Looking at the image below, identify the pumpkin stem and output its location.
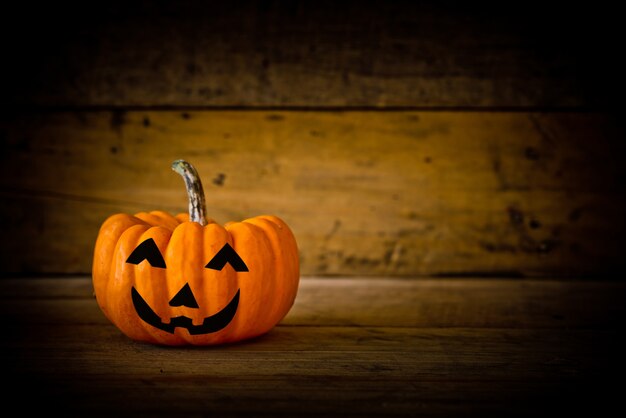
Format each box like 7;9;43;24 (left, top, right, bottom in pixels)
171;160;207;226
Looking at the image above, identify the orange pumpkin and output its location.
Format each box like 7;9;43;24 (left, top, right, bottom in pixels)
92;160;299;345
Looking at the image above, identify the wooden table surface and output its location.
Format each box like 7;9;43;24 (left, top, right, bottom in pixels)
1;277;624;417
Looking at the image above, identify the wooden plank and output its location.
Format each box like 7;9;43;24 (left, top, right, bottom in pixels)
1;277;624;329
6;326;618;408
1;111;623;276
8;373;616;417
4;322;618;360
1;277;622;416
4;329;622;415
0;1;618;108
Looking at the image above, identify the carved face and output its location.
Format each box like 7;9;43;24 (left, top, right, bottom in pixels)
126;238;248;335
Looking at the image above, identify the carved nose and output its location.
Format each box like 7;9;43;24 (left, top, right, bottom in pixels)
169;283;199;308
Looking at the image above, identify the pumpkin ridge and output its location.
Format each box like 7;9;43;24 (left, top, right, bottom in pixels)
198;223;231;344
226;221;277;338
182;222;204;345
150;210;182;230
139;226;176;344
93;213;146;313
131;228;164;343
107;224;152;342
243;217;298;326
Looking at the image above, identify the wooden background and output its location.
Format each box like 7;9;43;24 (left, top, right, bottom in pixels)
1;0;623;278
1;3;625;416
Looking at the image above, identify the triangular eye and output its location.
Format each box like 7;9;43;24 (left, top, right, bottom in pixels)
126;238;167;268
205;243;248;272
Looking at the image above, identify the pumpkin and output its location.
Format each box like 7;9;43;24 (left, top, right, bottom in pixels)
92;160;300;345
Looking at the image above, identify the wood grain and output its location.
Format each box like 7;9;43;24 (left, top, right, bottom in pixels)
1;277;623;417
1;1;619;108
1;111;623;276
2;277;624;329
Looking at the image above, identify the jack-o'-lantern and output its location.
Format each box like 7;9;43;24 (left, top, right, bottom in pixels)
92;160;299;345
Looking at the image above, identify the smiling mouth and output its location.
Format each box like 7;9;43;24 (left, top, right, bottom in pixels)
131;287;240;335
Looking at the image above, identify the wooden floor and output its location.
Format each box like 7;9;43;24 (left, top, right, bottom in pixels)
1;277;624;417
